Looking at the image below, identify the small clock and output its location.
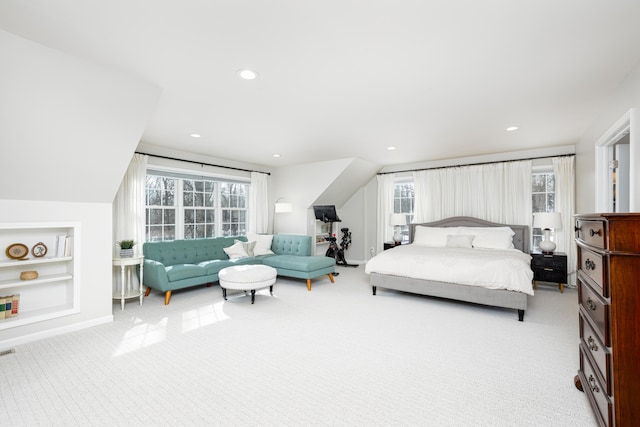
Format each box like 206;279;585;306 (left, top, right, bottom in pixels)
32;242;48;257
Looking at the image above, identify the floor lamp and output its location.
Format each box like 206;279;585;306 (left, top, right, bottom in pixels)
273;198;293;233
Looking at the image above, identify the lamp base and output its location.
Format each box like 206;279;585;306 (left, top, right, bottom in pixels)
539;228;556;254
393;233;403;243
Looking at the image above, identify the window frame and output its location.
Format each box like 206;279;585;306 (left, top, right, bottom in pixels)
145;169;250;242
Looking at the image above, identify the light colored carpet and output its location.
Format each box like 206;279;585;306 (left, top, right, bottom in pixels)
0;266;596;426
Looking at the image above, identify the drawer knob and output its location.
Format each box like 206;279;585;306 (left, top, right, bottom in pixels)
589;228;601;237
585;259;596;270
587;336;598;352
588;374;600;393
586;297;597;311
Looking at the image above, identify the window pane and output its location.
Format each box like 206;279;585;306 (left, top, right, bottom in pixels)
165;209;175;224
185;209;194;223
532;175;546;192
532;194;546;213
183;192;193;206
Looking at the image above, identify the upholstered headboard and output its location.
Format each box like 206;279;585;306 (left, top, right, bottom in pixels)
409;216;529;253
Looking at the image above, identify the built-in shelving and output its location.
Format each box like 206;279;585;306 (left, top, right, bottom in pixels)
0;222;80;331
314;220;331;256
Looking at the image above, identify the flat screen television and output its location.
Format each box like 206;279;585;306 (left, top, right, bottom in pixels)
313;205;341;223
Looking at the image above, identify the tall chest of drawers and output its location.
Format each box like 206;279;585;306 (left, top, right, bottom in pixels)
574;213;640;427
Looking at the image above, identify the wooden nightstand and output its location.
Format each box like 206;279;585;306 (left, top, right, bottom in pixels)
383;241;403;250
530;252;567;293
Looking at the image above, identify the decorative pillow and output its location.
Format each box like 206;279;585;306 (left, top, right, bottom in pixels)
235;239;256;257
446;234;474;248
223;241;249;259
412;226;454;247
247;233;275;255
458;227;515;250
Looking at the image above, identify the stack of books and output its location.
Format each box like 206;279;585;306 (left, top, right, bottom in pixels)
0;294;20;320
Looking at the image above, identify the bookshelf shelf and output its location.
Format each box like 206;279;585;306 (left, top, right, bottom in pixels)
0;222;80;332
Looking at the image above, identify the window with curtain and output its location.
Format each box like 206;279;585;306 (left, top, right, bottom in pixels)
393;180;414;242
145;172;249;241
532;170;556;252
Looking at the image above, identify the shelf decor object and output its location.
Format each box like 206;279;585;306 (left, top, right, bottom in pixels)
20;271;38;280
6;243;29;260
390;213;407;243
533;212;562;254
31;242;47;257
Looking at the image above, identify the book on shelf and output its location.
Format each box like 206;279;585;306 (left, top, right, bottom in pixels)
56;235;71;257
0;294;20;320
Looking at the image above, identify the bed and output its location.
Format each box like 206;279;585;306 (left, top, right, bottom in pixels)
365;216;534;321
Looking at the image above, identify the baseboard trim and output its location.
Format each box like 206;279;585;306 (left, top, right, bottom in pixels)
0;315;114;351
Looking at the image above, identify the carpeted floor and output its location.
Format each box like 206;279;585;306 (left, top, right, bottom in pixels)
0;265;597;426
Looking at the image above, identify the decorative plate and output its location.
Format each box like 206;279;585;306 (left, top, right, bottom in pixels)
6;243;29;260
32;242;48;257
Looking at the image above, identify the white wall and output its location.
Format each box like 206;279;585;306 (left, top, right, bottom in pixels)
575;61;640;213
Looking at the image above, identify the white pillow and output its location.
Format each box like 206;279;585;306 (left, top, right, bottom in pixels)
412;226;455;247
247;233;275;255
223;241;249;259
458;227;515;250
446;234;474;248
235;239;256;257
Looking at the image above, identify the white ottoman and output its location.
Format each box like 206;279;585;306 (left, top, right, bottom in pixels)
218;265;277;304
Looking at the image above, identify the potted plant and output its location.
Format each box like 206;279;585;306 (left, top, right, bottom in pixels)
117;240;136;258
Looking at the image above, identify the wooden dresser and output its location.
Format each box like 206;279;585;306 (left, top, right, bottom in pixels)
574;213;640;427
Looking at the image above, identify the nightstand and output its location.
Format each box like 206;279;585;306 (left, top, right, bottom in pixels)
383;241;403;250
530;252;567;293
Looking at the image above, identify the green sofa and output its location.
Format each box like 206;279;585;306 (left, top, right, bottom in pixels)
142;234;336;304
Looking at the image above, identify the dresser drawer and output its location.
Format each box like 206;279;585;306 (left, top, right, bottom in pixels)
579;346;614;427
580;312;612;395
578;246;608;297
576;219;606;249
578;278;610;346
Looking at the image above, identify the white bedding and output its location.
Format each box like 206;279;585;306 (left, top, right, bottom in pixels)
365;244;534;295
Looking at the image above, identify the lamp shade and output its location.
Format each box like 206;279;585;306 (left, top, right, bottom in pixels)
390;213;407;226
274;202;293;213
533;212;562;230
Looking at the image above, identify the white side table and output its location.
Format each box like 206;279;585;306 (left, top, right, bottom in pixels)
112;256;144;310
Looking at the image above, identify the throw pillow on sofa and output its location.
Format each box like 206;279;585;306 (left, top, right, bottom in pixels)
247;233;275;255
223;241;249;259
234;239;256;256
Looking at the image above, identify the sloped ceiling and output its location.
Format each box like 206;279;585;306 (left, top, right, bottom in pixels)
1;1;640;169
0;30;161;203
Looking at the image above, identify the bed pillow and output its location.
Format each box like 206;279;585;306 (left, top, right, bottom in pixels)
247;233;275;255
412;226;455;247
446;234;474;248
458;227;515;250
223;241;249;259
235;239;256;257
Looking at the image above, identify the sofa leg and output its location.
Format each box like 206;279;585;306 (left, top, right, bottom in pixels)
164;291;172;305
307;279;312;291
328;273;335;283
144;287;151;297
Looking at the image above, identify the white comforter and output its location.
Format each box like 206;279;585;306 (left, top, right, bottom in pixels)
365;244;534;295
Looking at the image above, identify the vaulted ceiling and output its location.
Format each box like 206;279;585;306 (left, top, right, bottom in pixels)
2;1;640;169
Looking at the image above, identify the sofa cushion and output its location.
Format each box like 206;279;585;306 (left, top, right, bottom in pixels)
199;258;259;275
263;255;334;272
166;264;207;282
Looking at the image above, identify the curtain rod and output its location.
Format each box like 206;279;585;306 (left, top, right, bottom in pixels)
377;153;575;175
136;152;270;175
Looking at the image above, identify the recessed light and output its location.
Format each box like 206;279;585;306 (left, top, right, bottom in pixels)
387;146;396;151
273;154;281;158
238;69;259;80
506;126;519;132
190;133;201;138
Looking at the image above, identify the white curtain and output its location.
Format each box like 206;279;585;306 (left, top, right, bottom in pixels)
376;173;396;254
553;156;576;285
113;153;147;255
112;153;147;291
412;160;532;229
249;172;269;233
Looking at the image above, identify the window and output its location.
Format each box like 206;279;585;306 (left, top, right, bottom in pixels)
394;181;414;242
532;171;555;251
145;173;249;242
